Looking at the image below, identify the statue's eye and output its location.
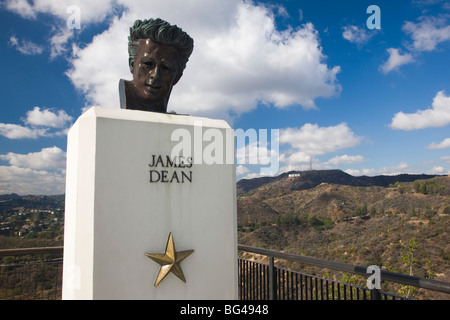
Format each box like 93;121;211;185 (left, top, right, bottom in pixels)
143;61;154;68
161;63;174;72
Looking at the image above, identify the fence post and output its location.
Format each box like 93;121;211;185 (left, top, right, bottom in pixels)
371;288;382;300
269;256;277;300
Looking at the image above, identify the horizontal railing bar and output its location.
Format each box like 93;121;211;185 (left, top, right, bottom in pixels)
238;244;450;294
0;246;64;256
1;259;63;268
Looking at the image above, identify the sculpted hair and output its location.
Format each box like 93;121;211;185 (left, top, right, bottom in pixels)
128;18;194;72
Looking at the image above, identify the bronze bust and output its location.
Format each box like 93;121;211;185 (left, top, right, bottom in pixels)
119;18;194;113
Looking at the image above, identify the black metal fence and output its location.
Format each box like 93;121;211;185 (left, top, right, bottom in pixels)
238;244;450;300
0;247;63;300
238;258;404;300
1;246;449;300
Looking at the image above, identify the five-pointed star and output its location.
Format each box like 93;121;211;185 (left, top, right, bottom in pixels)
145;233;194;287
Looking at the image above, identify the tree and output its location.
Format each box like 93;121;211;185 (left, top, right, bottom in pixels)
419;183;427;194
400;238;419;298
354;204;368;217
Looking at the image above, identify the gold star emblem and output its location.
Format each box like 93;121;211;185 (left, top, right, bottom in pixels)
145;233;194;287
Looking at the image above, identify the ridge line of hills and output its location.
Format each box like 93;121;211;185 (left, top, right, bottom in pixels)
237;169;443;195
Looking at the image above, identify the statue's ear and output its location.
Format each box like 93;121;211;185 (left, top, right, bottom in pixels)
173;71;183;86
129;58;134;73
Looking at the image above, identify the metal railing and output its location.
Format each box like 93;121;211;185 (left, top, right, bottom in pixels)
238;244;450;300
1;245;449;300
0;247;63;300
239;258;387;300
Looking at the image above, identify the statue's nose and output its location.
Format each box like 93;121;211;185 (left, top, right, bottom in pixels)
149;65;161;80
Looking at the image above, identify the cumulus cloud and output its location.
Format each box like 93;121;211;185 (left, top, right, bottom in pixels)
8;35;44;55
236;165;250;176
235;123;362;177
426;165;447;174
0;107;73;139
0;166;65;195
49;27;75;59
427;137;450;149
24;107;73;128
236;141;278;166
277;123;363;173
5;0;118;58
0;123;49;139
342;25;373;45
345;162;411;176
3;0;116;23
403;15;450;52
390;91;450;130
279;123;362;156
0;147;67;195
66;0;341;118
325;154;366;166
0;146;66;171
379;15;450;74
380;48;415;74
66;15;130;110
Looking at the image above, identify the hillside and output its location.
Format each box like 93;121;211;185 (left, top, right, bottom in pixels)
0;194;65;249
0;194;65;212
237;173;450;299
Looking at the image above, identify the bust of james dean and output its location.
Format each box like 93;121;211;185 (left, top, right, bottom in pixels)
119;18;194;113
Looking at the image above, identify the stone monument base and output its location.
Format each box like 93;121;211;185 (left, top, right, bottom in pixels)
62;107;237;299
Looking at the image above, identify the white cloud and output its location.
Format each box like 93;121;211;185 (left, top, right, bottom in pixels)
235;123;362;176
24;107;73;128
380;48;415;74
236;140;278;166
342;25;372;45
427;137;450;149
280;150;311;164
3;0;116;23
0;147;67;195
238;171;270;180
403;16;450;52
0;123;49;139
8;35;44;55
0;107;73;139
426;165;447;174
279;123;363;156
66;14;130;110
49;27;74;59
0;166;65;195
441;156;450;164
0;146;66;171
277;153;318;173
66;0;341;118
326;154;366;166
344;169;362;176
390;91;450;130
345;162;411;176
236;165;250;176
3;0;36;19
5;1;118;59
277;123;363;173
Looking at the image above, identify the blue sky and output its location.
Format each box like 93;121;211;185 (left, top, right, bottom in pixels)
0;0;449;194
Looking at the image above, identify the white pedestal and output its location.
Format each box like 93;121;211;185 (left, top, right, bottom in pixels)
62;107;237;300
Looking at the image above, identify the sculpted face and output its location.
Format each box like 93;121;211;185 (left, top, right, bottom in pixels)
130;39;181;112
